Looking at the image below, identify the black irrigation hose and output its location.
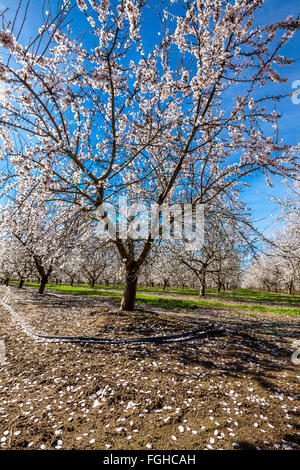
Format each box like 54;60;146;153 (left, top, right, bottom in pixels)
1;287;225;345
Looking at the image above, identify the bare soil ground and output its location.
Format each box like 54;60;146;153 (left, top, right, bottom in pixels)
0;286;299;450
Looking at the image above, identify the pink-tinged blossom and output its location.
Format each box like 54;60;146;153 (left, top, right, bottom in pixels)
76;0;87;11
0;30;16;51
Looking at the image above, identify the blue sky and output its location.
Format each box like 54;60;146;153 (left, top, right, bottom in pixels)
240;1;300;237
1;0;299;237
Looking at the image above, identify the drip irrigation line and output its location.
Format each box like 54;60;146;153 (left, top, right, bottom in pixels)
1;287;224;345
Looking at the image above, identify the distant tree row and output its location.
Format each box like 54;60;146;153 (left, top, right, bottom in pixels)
243;183;300;294
0;196;245;295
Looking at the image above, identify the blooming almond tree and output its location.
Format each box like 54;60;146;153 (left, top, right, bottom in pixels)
79;238;117;288
0;0;299;309
59;247;85;286
243;225;300;294
0;190;89;294
0;239;15;285
276;226;300;294
244;179;300;293
9;240;35;288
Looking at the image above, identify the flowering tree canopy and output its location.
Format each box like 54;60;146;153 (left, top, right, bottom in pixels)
0;0;299;309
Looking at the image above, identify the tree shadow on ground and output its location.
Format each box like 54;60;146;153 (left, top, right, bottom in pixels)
11;287;299;398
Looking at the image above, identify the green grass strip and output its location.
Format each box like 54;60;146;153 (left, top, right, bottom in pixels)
11;282;300;316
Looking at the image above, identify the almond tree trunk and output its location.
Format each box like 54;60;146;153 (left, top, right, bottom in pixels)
121;262;138;311
199;271;206;297
198;265;207;297
34;257;53;295
200;266;206;297
18;278;24;289
39;275;48;294
200;282;206;297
